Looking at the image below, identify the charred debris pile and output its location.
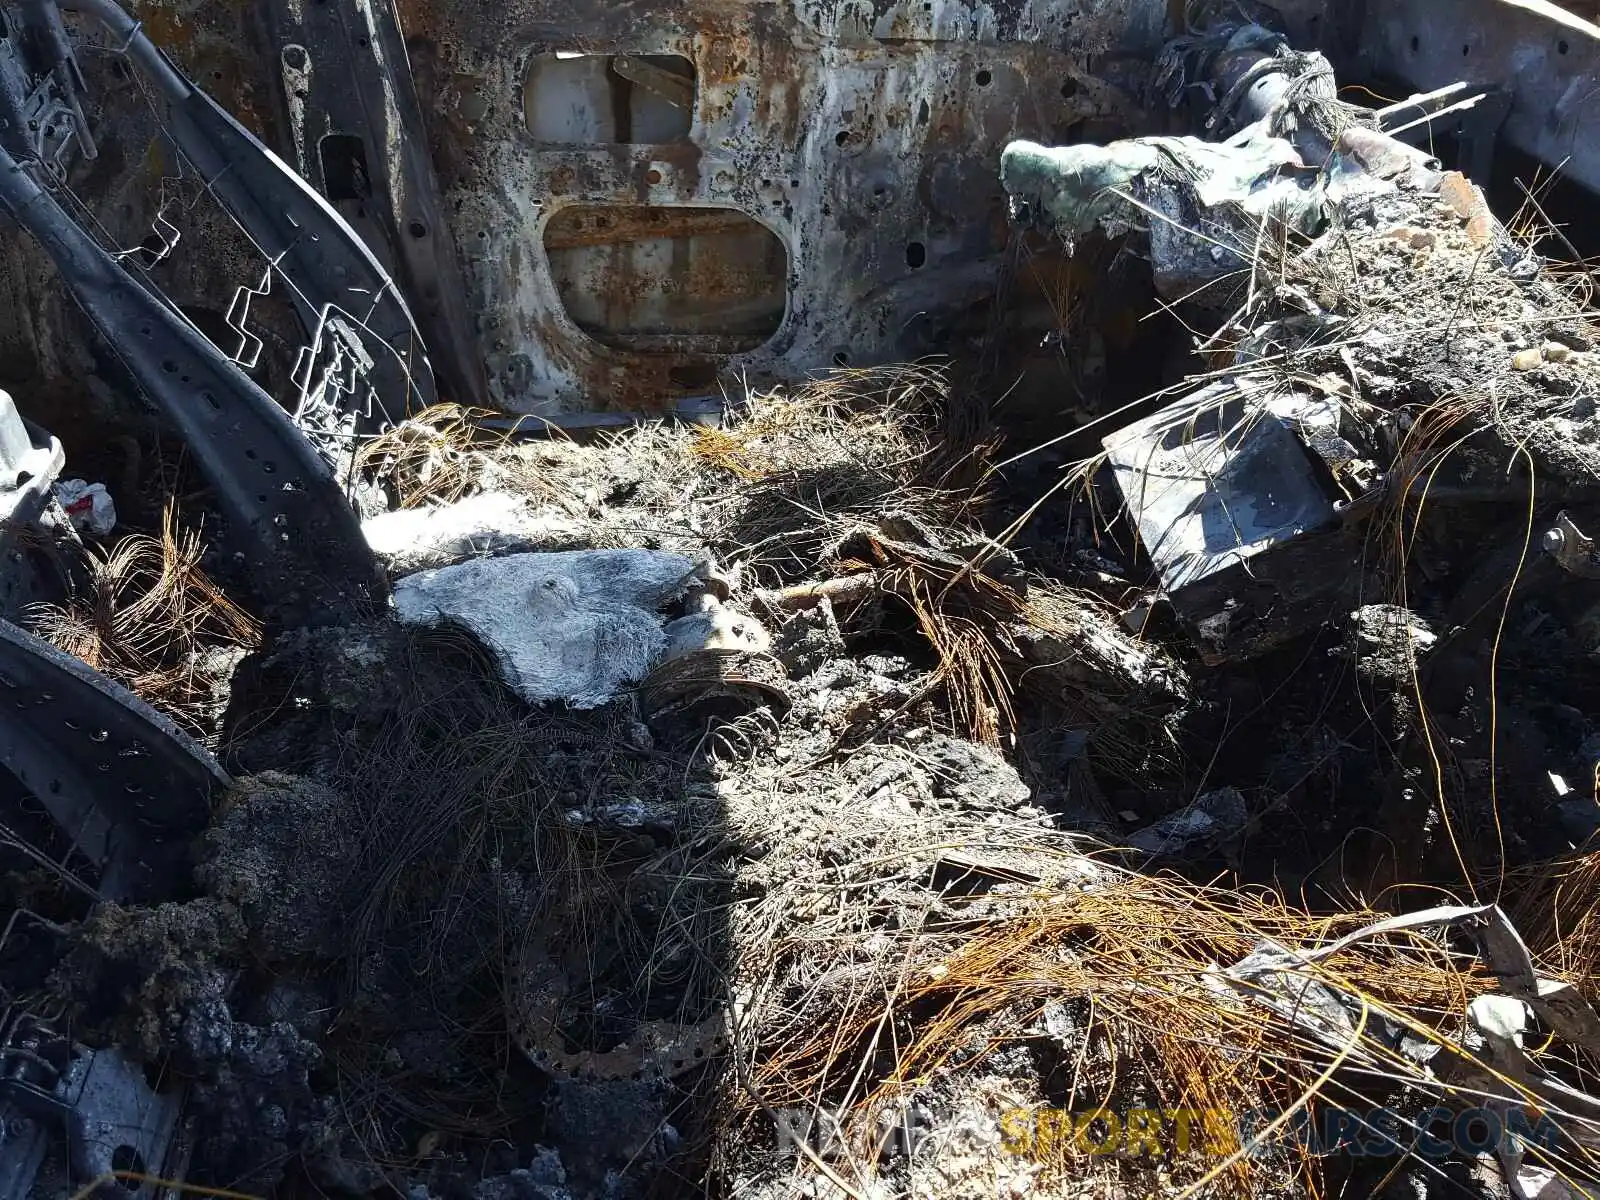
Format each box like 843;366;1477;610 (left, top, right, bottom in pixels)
3;6;1600;1200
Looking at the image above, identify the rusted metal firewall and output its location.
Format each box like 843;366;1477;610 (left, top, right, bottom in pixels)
386;0;1170;412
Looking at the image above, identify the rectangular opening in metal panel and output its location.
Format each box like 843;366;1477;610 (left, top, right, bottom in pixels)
524;53;696;143
543;205;788;352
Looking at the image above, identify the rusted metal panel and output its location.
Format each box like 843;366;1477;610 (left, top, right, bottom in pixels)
385;0;1170;411
544;205;787;349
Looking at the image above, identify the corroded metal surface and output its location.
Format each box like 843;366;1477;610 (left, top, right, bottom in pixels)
388;0;1168;411
0;0;1174;416
0;0;1593;422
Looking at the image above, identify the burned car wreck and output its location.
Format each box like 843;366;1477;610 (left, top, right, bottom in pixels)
0;0;1598;1198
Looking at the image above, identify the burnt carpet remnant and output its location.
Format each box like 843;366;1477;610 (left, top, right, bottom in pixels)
2;1;1600;1199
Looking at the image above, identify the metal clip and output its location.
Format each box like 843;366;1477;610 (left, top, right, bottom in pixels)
1543;511;1600;579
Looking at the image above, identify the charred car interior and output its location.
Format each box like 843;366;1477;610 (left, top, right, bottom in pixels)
0;0;1598;1197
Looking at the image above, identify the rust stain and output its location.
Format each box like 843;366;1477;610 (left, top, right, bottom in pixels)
543;202;785;366
544;206;758;250
129;1;190;48
650;138;704;192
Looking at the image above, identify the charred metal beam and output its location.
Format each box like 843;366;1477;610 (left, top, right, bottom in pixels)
261;0;488;409
0;145;388;624
61;0;440;443
0;619;229;901
0;0;388;622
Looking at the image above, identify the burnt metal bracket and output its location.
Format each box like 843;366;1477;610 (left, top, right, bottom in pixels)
0;1011;188;1200
1544;511;1600;579
262;0;487;410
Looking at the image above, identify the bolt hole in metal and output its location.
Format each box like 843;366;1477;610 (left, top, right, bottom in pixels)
905;241;926;269
1558;38;1569;54
111;1145;146;1188
976;68;992;86
408;219;427;238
